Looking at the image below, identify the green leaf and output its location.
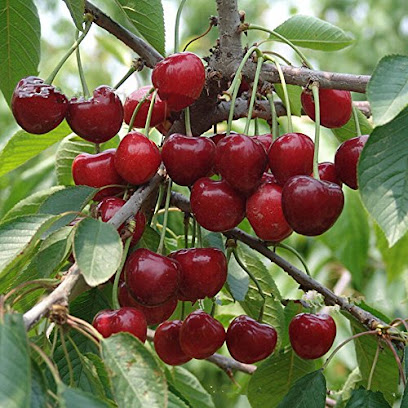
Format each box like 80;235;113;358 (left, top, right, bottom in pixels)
0;314;30;408
168;391;189;408
135;225;161;251
367;55;408;127
73;217;123;286
227;254;249;302
0;122;72;178
401;382;408;408
274;84;302;117
273;15;354;51
102;333;167;408
247;349;316;408
358;107;408;246
277;370;326;408
202;231;225;252
59;385;112;408
30;359;49;408
62;0;85;31
331;108;373;143
345;388;391;408
0;0;41;106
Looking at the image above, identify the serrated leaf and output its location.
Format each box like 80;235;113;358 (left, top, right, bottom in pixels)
59;385;112;408
367;55;408;127
273;15;354;51
102;333;167;408
345;388;391;408
168;391;189;408
0;0;41;107
73;218;122;286
30;359;48;408
0;122;72;178
331;108;373;143
227;254;249;302
274;84;302;117
63;0;85;31
202;231;225;252
358;108;408;246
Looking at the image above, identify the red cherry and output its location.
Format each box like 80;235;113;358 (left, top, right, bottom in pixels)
335;135;369;190
253;134;273;154
169;248;227;301
66;86;124;143
72;149;125;201
226;315;277;363
190;178;246;232
92;307;147;342
268;133;315;186
316;162;342;186
215;134;267;195
154;320;192;365
301;88;352;128
289;313;336;359
124;86;168;129
282;175;344;236
11;76;68;134
114;131;161;185
246;182;292;242
125;248;180;306
179;310;225;359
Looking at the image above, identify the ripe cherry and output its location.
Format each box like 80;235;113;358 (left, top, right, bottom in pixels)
179;310;225;359
335;135;369;190
190;178;246;232
169;248;227;302
11;76;68;134
268;133;315;186
154;320;192;365
246;182;292;242
152;52;205;111
226;315;277;364
316;162;342;186
125;248;180;306
114;131;161;185
71;149;125;201
92;307;147;342
289;313;336;359
282;175;344;236
66;86;124;143
253;134;273;154
124;85;168;129
162;134;216;186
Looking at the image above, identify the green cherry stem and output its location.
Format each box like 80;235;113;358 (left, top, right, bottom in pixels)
30;342;62;386
151;183;164;230
275;243;311;276
191;217;197;248
261;49;293;66
352;105;362;137
112;237;133;310
157;180;173;255
184;213;190;248
210;299;217;317
128;87;154;131
311;83;321;180
59;327;74;387
267;92;279;140
367;339;381;390
184;106;193;136
144;89;158;138
174;0;187;53
113;66;136;90
75;30;90;98
226;76;242;136
254;118;259;135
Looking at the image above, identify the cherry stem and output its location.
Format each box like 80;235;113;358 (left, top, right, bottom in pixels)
144;89;158;137
151;183;164;230
260;49;293;66
383;336;406;387
128;87;154;131
210;299;217;317
45;20;92;85
67;318;101;349
180;301;185;320
157;180;173;255
113;66;136;90
183;213;190;248
254;118;259;135
11;284;57;307
184;106;193;136
244;55;264;135
174;0;187;53
183;21;213;52
75;30;90;98
226;76;241;136
311;83;321;181
275;243;311;276
191;217;197;248
4;279;58;302
352;105;362;137
95;143;100;153
59;327;74;387
390;318;408;332
30;342;62;386
197;224;203;248
267;92;278;140
367;339;381;390
67;314;103;342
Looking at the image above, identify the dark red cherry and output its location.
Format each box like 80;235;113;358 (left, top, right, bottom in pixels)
335;135;369;190
289;313;336;359
125;248;180;306
316;162;342;186
246;182;292;242
114;131;161;185
253;134;273;154
154;320;192;365
179;310;225;359
11;76;68;134
268;133;315;186
226;315;277;363
66;86;124;143
282;175;344;236
301;88;352;128
162;134;216;186
169;248;227;301
72;149;125;201
124;85;168;129
155;119;173;136
215;134;267;195
92;307;147;342
152;52;205;111
190;178;246;232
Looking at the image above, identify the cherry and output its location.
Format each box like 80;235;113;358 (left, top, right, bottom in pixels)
71;149;125;201
253;134;273;154
282;175;344;236
92;307;147;342
154;320;192;365
114;131;161;185
246;182;292;242
268;133;315;186
162;134;216;186
316;162;342;186
179;310;225;359
155;119;173;136
190;178;246;232
11;76;68;134
335;135;369;190
125;248;180;306
152;51;205;111
124;85;168;129
215;134;267;195
169;248;227;301
226;315;277;364
301;88;352;128
289;313;336;359
66;86;124;143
